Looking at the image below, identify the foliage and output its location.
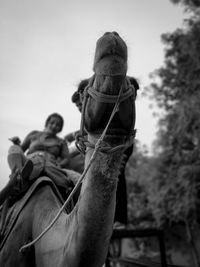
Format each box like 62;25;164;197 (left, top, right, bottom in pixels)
170;0;200;14
128;1;200;228
126;140;157;227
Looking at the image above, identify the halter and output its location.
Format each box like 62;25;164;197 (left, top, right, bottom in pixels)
76;74;136;154
19;73;136;253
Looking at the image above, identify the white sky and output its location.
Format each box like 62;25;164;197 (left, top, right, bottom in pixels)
0;0;187;188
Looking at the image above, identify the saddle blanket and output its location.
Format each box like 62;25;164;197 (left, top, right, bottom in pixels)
0;176;66;250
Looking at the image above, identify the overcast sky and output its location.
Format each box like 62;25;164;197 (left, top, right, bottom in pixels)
0;0;187;188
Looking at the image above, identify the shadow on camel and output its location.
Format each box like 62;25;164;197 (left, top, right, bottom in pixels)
0;31;138;267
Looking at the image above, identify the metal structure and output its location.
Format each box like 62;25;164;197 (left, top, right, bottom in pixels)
106;228;168;267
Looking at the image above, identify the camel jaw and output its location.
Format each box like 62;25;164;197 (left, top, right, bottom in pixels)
93;32;128;76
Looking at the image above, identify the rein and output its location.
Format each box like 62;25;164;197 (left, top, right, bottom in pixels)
19;75;135;253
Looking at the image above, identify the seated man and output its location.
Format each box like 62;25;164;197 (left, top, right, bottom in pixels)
64;131;85;174
64;90;85;174
0;113;73;206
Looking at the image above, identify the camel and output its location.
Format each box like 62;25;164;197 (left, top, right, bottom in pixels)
0;31;137;267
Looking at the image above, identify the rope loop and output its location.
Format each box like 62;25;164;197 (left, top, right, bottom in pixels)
87;84;135;103
76;129;136;154
75;134;87;154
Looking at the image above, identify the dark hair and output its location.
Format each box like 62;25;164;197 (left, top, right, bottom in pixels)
45;113;64;132
128;76;139;98
77;79;89;93
128;76;139;90
71;91;80;103
71;79;90;111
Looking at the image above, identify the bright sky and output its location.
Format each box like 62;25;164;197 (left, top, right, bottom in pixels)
0;0;187;188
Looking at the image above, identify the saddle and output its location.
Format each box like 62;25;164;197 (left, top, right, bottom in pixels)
0;177;69;250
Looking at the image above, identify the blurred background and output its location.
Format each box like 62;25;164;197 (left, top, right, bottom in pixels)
1;0;200;266
0;0;186;186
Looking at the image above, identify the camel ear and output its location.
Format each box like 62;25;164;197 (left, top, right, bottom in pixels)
71;78;90;106
127;76;139;98
77;78;90;94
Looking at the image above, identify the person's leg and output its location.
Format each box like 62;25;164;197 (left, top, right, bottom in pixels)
0;145;25;205
27;155;44;181
44;163;72;189
0;168;19;205
114;171;128;225
7;145;26;173
0;146;34;206
8;145;34;182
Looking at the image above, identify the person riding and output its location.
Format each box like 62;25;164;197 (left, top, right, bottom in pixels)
0;112;71;206
64;90;85;174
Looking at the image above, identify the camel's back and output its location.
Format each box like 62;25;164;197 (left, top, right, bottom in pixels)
0;177;68;267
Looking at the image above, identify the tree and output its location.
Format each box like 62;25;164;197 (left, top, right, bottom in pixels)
171;0;200;13
144;0;200;227
126;140;156;227
126;2;200;264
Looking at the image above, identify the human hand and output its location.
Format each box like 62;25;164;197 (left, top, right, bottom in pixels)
9;136;21;145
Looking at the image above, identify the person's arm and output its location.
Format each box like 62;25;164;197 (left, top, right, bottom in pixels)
119;144;134;173
68;139;82;157
21;131;38;152
64;130;79;143
9;136;21;145
57;140;70;168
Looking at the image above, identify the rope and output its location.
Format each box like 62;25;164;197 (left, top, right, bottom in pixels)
19;83;124;253
76;75;136;154
20;149;96;253
87;85;135;103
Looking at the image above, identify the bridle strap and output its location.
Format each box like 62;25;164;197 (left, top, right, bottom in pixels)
87;84;135;103
76;132;135;154
76;75;136;154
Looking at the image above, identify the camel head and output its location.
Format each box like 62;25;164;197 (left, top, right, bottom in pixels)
76;32;138;152
93;31;128;76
